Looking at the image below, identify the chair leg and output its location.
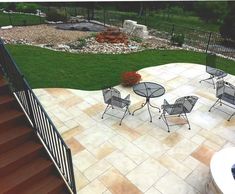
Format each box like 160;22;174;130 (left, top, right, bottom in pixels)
162;113;170;133
228;112;235;121
101;104;110;119
119;106;129;125
212;77;215;89
209;99;220;112
127;107;131;115
199;75;214;83
184;113;191;130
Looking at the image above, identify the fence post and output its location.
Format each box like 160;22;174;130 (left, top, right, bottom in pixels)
171;24;175;36
206;32;212;53
8;13;12;25
39;12;42;24
87;8;90;22
103;9;106;26
144;7;147;26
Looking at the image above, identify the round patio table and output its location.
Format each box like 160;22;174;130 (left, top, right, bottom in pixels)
132;82;165;122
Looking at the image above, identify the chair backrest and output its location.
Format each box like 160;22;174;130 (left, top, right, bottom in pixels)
102;87;121;104
206;53;216;68
216;81;235;104
175;96;198;113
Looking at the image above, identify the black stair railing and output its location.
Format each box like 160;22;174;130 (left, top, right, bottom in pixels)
0;40;76;194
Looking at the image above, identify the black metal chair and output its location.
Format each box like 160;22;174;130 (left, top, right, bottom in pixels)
209;81;235;121
102;87;131;125
199;53;227;88
159;96;198;132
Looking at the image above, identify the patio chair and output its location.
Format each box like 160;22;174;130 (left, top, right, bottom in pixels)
199;53;227;88
159;96;198;132
102;87;131;125
209;81;235;121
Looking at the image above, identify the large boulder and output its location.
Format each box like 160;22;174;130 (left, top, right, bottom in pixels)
122;20;148;39
123;20;137;34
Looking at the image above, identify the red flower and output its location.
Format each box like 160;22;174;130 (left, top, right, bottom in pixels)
121;71;141;86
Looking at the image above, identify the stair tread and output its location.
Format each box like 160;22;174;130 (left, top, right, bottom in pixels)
23;174;65;194
0;125;32;145
0;94;15;105
0;109;24;124
0;140;43;168
0;157;53;192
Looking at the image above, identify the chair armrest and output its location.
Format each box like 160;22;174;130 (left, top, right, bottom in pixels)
162;103;183;110
112;96;131;107
124;94;130;101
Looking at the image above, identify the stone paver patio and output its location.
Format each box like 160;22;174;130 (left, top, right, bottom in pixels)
34;63;235;194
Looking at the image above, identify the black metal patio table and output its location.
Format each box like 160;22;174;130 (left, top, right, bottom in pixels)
132;82;165;122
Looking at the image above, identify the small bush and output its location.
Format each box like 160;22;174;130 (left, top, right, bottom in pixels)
170;33;185;46
121;71;141;87
16;3;39;14
69;38;87;50
130;36;143;43
46;8;68;22
3;3;16;12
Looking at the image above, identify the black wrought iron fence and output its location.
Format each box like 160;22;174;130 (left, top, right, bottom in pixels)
148;22;235;59
0;40;76;194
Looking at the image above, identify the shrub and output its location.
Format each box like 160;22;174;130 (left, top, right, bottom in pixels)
69;38;87;50
16;3;39;14
46;8;68;22
3;3;16;11
130;36;143;43
121;71;141;87
170;33;185;47
220;3;235;41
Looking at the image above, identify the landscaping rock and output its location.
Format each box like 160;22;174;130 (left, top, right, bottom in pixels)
1;25;13;30
0;24;90;45
123;20;137;34
123;20;149;39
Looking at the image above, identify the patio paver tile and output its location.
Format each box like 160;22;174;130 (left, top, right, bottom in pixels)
34;63;235;193
105;150;137;175
83;159;112;181
191;145;215;166
185;163;210;193
73;149;97;172
154;172;199;194
65;137;85;155
158;154;192;179
126;158;168;192
99;168;142;194
78;179;107;194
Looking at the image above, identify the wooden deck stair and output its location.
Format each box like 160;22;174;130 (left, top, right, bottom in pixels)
0;76;71;194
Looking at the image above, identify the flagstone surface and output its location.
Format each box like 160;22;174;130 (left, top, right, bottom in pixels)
34;63;235;193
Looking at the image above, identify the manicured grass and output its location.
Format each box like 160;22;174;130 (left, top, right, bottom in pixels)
6;44;235;90
0;11;44;26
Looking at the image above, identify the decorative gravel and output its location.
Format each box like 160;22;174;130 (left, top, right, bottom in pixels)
1;24;233;60
0;24;90;45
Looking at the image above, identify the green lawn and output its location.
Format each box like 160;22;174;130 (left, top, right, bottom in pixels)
6;44;235;91
83;9;219;33
0;11;44;26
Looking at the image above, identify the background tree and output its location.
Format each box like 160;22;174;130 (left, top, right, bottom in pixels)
194;1;227;23
220;2;235;40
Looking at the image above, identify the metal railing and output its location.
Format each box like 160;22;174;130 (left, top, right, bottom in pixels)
0;40;76;194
